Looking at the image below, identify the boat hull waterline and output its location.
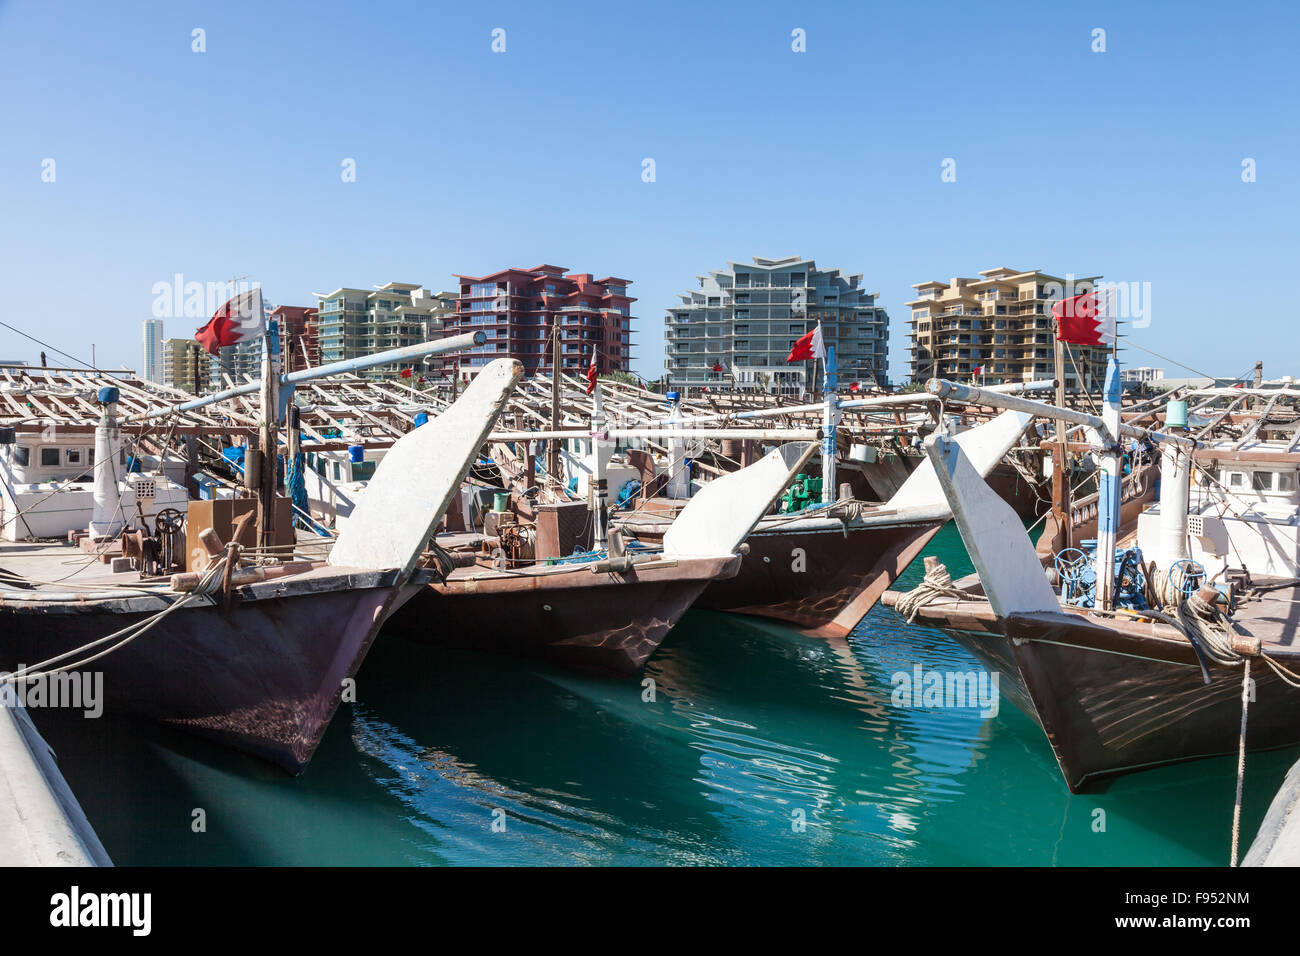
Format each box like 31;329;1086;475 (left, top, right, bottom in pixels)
625;517;944;638
390;555;739;675
884;597;1300;792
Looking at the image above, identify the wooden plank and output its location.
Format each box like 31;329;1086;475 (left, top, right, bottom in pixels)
1192;395;1248;440
1235;392;1283;449
1193;447;1300;465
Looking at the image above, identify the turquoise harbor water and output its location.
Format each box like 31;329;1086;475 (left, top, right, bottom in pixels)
31;523;1298;866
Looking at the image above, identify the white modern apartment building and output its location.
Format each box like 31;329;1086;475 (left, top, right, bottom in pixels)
1121;366;1164;384
665;255;889;394
141;319;164;383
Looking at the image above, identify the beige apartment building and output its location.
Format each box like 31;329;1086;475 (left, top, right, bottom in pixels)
161;338;211;394
905;267;1110;388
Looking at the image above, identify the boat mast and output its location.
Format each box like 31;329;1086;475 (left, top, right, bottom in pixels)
821;340;838;503
257;310;282;550
1095;354;1122;610
589;363;608;550
548;321;561;482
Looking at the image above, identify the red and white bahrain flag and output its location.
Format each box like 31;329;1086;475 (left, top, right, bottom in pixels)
585;349;599;395
1052;288;1118;347
195;287;267;355
785;323;826;363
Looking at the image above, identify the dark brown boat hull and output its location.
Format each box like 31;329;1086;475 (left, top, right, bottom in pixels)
630;519;944;638
388;555;739;675
0;576;419;773
905;605;1300;791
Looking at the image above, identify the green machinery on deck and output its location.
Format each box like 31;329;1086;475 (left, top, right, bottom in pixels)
778;473;822;514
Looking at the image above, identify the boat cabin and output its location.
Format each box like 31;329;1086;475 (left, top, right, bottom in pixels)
1;432;115;486
1137;446;1300;582
1210;462;1299;519
1;430;187;542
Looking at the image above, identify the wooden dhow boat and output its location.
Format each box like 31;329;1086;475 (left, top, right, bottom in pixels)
617;408;1035;637
883;374;1300;792
0;352;522;773
386;442;818;674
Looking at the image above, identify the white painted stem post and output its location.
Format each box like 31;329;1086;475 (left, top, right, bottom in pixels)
88;388;123;538
1158;431;1191;570
821;344;838;503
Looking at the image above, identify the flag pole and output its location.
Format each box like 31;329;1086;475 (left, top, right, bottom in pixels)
1052;313;1070;549
257;299;282;550
548;322;561;482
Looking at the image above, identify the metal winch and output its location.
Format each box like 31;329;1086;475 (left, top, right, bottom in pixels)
120;507;187;578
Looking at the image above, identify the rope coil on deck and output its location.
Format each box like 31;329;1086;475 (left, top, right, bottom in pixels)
894;561;966;623
825;498;865;538
1154;591;1300;689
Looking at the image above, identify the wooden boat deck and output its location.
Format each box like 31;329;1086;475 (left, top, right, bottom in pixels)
0;540;172;593
0;539;416;610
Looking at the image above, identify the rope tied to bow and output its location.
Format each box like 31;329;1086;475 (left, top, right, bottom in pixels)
894;560;966;623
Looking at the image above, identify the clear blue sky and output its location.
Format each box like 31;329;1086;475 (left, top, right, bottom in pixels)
2;0;1296;383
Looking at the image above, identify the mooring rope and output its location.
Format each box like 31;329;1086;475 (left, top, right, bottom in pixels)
894;561;966;623
826;497;865;537
1231;659;1251;867
1142;589;1300;865
0;551;231;685
1176;592;1244;666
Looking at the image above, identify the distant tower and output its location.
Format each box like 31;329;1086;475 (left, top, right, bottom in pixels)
141;319;164;382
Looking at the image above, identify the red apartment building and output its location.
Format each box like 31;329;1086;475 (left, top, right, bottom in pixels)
270;304;319;370
444;265;634;380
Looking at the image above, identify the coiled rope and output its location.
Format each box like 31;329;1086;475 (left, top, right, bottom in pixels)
1148;564;1207;610
826;498;865;537
1154;590;1300;688
894;560;966;623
